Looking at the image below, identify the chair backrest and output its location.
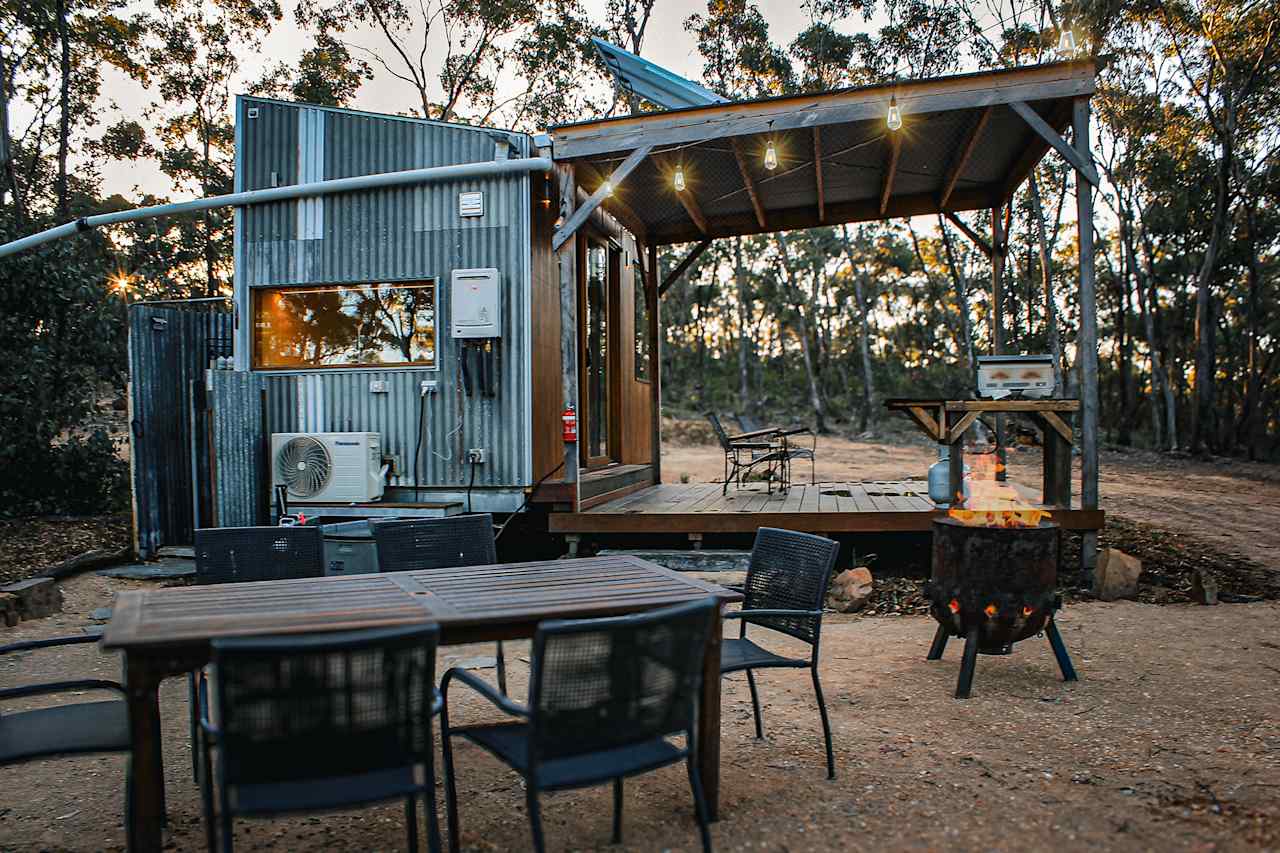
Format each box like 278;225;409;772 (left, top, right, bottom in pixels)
194;526;324;585
210;624;439;787
372;514;497;573
704;412;732;451
735;413;765;434
742;528;839;645
526;598;716;765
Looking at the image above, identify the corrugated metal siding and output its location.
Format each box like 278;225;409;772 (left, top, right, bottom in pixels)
208;370;267;527
236;101;533;496
129;305;233;556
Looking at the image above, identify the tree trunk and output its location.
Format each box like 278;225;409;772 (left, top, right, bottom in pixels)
775;234;827;433
936;215;977;383
1241;197;1263;460
56;0;72;219
837;225;877;431
734;237;751;413
202;131;216;296
1190;94;1235;454
1134;219;1177;449
0;46;25;225
1028;175;1064;393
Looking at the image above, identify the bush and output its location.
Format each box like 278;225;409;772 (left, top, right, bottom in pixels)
0;430;129;518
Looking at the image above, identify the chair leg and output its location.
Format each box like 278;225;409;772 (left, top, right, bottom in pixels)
526;786;546;853
125;758;136;853
612;777;623;844
744;670;764;739
200;733;217;852
405;795;419;853
685;757;712;853
440;707;462;853
423;744;443;853
811;666;836;780
188;672;200;782
219;797;233;853
496;641;508;696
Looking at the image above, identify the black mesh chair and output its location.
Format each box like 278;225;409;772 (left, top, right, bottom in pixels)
705;412;787;495
722;528;840;779
734;414;817;485
189;526;325;781
0;630;133;847
198;624;443;853
373;514;508;694
440;598;718;853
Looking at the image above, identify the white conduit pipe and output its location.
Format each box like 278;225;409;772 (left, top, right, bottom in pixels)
0;156;554;258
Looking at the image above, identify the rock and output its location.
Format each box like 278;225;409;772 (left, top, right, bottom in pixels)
0;577;63;619
89;606;114;622
828;567;874;613
1094;549;1141;601
98;558;196;580
0;592;18;627
1191;569;1219;606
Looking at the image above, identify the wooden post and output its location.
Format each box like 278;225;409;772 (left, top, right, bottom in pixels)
1074;97;1100;577
648;242;662;485
948;410;966;507
991;207;1007;482
698;603;724;820
556;164;580;504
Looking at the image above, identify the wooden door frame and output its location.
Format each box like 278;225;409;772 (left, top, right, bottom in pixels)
577;232;621;471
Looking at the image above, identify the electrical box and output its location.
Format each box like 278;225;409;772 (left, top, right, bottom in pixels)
451;268;501;338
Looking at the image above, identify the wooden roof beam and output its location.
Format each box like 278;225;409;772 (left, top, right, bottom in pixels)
1009;100;1099;187
814;127;826;223
729;138;768;229
939;106;992;209
943;211;993;258
659;237;713;297
553;144;652;251
879;133;902;216
998;100;1074;203
675;182;709;235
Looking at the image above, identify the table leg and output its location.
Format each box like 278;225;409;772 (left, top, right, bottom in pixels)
1040;420;1072;507
698;604;724;821
125;654;166;853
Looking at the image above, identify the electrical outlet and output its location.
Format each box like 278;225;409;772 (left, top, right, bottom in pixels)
369;379;389;394
466;448;486;464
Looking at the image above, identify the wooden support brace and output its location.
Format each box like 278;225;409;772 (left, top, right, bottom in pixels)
675;182;709;235
948;411;981;444
659;238;713;297
939;106;991;209
729;138;768;229
1040;410;1074;443
552;145;653;251
942;211;993;258
879;132;902;215
905;405;943;442
1008;100;1100;188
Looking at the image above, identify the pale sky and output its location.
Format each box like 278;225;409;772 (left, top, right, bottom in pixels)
82;1;845;199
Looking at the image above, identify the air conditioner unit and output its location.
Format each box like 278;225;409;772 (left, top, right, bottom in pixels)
271;432;385;503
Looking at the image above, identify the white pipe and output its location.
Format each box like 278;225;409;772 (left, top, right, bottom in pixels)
0;157;553;258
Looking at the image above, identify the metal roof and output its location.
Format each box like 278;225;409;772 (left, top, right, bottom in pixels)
551;61;1097;245
591;38;727;110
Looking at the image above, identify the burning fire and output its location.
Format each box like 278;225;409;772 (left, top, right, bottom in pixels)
947;452;1049;528
948;598;961;614
983;603;998;618
1022;605;1034;617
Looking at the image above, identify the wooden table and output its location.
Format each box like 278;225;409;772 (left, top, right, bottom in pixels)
884;398;1080;507
102;555;742;853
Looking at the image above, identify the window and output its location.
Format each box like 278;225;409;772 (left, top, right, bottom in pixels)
253;281;437;370
585;244;610;460
634;264;650;382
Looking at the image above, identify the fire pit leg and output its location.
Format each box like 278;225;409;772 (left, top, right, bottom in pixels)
1045;619;1079;682
927;624;950;660
955;629;980;699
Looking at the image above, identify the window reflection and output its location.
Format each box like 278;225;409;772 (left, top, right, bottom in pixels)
253;281;437;369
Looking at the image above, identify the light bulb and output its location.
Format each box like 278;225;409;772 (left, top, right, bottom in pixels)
674;166;686;192
602;180;613;196
887;96;902;131
1057;29;1077;58
764;140;778;171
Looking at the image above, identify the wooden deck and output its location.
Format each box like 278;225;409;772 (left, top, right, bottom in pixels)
548;480;1104;535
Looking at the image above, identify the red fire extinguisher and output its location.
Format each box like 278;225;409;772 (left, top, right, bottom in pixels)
561;404;578;443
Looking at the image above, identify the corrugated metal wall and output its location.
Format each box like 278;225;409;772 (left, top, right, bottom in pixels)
234;98;533;506
208;370;267;527
129;304;232;556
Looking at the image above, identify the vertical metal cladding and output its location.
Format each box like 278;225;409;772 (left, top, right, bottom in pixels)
238;100;533;493
208;370;267;527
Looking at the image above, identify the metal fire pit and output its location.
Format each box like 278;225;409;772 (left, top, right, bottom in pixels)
926;516;1078;698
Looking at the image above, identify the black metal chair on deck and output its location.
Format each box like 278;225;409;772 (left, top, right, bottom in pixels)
0;630;134;847
188;526;325;780
734;413;817;485
722;527;840;779
440;598;718;853
373;514;509;693
198;624;443;853
705;411;788;495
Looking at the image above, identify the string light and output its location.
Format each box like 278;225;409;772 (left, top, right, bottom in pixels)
887;95;903;131
1056;28;1077;58
601;180;613;196
673;165;687;192
764;139;778;171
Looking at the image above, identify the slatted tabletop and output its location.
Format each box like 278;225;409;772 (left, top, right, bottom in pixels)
102;555;740;649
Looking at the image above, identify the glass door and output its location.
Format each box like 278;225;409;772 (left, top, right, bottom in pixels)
581;240;617;468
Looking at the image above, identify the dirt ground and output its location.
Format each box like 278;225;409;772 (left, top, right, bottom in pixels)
2;573;1279;852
